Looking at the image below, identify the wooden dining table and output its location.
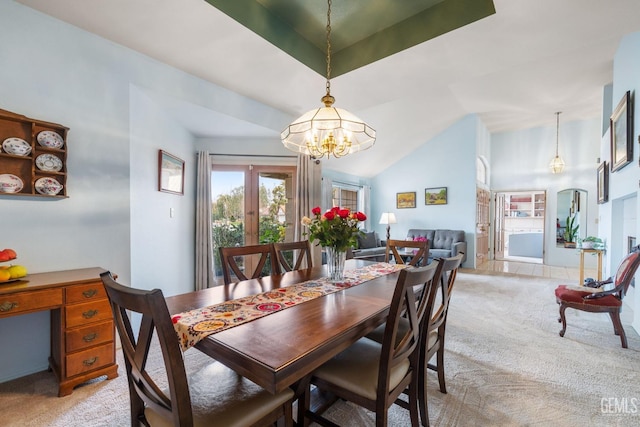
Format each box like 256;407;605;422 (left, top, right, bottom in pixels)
164;259;401;395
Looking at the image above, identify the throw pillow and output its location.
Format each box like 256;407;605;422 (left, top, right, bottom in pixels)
357;231;378;249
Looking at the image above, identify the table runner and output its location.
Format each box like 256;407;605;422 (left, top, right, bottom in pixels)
172;262;406;351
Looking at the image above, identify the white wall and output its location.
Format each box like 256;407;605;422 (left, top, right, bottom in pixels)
491;118;601;267
0;2;291;381
370;114;480;267
603;32;640;332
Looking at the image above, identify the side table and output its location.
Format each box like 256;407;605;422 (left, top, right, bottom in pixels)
579;249;603;285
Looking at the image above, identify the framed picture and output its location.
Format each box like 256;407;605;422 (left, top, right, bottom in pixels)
610;90;633;173
396;192;416;209
597;161;608;204
425;187;448;205
158;150;185;195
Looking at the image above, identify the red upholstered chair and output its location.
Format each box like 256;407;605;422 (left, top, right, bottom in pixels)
555;245;640;348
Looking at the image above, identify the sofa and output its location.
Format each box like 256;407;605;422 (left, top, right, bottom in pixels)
351;230;387;261
352;229;467;264
405;229;467;263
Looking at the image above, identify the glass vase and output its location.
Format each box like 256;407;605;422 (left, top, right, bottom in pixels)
325;246;347;282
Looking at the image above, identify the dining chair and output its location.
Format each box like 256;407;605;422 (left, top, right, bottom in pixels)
385;239;430;267
273;240;313;272
100;271;295;427
555;245;640;348
219;243;280;285
299;265;439;427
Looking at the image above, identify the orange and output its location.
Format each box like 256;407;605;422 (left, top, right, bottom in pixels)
0;269;11;282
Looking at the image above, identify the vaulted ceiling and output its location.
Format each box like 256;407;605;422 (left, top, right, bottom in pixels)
17;0;640;177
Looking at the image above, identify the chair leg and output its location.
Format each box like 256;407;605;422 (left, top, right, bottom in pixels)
436;345;446;394
609;311;628;349
558;304;567;337
418;352;430;427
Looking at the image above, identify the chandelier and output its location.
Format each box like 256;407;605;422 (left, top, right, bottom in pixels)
549;112;565;174
281;0;376;159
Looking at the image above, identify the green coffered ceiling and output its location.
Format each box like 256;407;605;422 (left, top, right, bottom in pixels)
205;0;496;77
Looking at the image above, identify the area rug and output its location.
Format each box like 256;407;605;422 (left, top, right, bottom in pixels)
1;271;639;426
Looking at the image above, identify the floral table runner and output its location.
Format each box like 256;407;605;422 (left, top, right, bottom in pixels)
172;262;406;351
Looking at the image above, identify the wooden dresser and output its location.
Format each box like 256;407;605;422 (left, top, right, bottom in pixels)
0;267;118;396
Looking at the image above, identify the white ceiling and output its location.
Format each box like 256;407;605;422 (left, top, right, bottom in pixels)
17;0;640;177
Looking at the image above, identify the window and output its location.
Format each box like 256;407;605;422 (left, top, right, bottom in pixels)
333;187;358;211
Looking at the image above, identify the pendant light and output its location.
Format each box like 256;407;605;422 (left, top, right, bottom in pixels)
281;0;376;158
549;112;565;174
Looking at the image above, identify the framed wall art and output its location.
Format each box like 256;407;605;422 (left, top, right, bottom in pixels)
597;161;608;204
610;90;633;173
158;150;185;195
396;192;416;209
425;187;448;205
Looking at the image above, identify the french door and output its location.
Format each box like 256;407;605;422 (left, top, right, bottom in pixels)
211;165;296;281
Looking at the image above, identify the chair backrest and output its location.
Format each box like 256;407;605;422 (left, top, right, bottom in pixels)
100;271;194;427
273;240;313;272
385;238;430;267
429;253;464;335
219;243;279;285
612;245;640;298
377;266;438;401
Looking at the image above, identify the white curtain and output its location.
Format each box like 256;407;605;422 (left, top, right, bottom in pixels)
321;176;333;211
195;151;215;290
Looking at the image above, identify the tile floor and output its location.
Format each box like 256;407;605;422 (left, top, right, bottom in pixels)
469;259;597;284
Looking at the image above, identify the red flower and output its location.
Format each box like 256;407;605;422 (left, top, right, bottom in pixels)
312;206;321;215
355;212;367;221
330;207;340;213
324;211;335;220
338;209;350;218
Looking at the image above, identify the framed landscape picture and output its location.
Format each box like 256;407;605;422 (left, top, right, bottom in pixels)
396;192;416;209
158;150;185;195
610;90;633;173
425;187;447;205
597;161;608;204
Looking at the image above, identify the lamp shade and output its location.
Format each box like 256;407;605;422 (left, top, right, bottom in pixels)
379;212;397;225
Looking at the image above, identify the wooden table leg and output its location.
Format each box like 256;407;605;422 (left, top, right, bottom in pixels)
579;250;585;285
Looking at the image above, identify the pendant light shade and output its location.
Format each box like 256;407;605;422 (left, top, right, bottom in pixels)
281;0;375;159
549;112;565;174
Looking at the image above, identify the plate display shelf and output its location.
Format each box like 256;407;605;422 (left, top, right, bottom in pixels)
0;108;68;198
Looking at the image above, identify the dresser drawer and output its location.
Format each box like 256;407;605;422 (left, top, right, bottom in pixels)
66;342;115;377
66;320;114;352
65;299;112;328
0;288;63;317
66;282;107;304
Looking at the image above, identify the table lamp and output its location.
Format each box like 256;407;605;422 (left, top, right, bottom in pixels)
379;212;397;241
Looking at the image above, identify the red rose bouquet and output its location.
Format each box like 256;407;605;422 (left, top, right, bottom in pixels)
302;206;367;251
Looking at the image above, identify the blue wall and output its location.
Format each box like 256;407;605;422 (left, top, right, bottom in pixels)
369;114;481;267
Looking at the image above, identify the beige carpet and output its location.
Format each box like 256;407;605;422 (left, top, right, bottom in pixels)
1;271;639;426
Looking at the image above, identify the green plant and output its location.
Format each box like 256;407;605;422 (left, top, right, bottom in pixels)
563;214;579;243
583;236;602;243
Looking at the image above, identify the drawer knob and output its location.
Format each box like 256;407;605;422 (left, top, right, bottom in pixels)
83;357;98;367
0;301;18;312
82;289;98;298
82;309;98;319
83;333;98;342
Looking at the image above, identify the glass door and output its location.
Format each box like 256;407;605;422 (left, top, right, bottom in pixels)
211;165;295;283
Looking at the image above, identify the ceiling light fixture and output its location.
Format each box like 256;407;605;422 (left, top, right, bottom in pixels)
549;111;565;174
280;0;375;159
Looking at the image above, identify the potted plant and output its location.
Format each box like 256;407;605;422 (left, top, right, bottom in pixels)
581;236;603;249
563;214;579;248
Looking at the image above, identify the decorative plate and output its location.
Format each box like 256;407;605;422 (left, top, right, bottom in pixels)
35;153;63;172
2;137;32;156
35;177;63;195
37;131;64;149
0;174;24;193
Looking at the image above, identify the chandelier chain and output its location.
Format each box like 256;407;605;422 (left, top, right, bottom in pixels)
325;0;332;97
555;111;560;156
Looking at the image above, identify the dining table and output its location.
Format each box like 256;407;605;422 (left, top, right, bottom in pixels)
164;259;402;396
